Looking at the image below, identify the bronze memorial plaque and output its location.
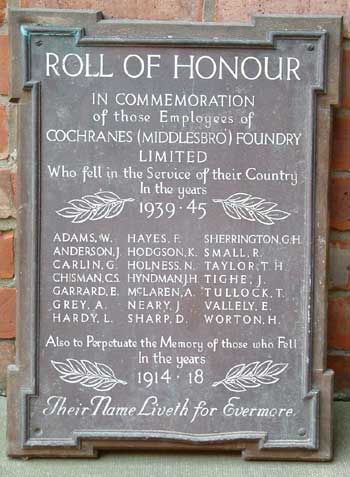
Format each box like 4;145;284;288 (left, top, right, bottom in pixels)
7;10;341;460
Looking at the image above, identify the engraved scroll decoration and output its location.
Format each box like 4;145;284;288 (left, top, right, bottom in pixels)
212;360;288;392
51;359;127;391
56;191;134;223
213;193;290;225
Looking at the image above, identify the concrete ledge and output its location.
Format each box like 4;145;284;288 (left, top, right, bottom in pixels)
0;397;349;475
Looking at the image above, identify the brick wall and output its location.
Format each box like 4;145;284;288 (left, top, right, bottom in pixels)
0;0;15;395
0;0;349;398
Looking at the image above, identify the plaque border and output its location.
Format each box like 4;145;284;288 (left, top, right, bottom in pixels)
7;9;342;460
18;24;324;452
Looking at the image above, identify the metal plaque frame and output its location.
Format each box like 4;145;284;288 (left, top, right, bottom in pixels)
7;8;342;460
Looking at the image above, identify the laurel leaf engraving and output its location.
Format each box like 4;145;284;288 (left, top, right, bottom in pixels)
213;193;290;225
212;360;288;392
56;191;134;223
51;359;127;391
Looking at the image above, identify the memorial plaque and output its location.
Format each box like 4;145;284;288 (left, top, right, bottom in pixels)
7;10;341;460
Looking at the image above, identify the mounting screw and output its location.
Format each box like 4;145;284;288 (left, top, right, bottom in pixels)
35;40;43;47
306;44;314;51
298;428;307;437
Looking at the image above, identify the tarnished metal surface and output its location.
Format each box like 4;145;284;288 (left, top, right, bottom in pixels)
7;9;342;460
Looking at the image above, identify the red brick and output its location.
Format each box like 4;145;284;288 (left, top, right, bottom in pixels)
215;0;350;37
328;296;350;349
328;354;350;393
216;1;310;23
0;35;8;96
20;0;202;21
330;177;350;230
332;115;350;170
0;103;8;160
341;49;350;108
0;341;15;395
0;288;15;339
0;0;5;27
329;240;350;289
0;231;14;279
0;169;16;218
309;0;350;38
